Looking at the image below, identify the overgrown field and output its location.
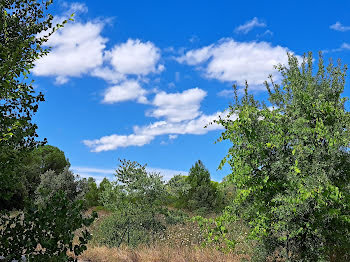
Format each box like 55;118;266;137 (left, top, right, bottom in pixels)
75;208;252;262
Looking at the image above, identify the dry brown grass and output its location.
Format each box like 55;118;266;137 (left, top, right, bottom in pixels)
77;245;250;262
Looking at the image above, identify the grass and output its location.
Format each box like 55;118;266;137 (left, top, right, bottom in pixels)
77;245;249;262
74;208;254;262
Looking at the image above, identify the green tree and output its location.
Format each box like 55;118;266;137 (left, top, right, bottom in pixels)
35;167;86;205
166;174;190;207
0;0;69;210
22;145;71;198
84;177;99;207
214;53;350;261
98;159;172;247
99;177;111;193
185;160;218;212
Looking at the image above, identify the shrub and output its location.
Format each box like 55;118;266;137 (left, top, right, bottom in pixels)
0;192;97;261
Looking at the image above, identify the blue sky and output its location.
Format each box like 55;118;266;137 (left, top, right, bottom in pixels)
32;0;350;183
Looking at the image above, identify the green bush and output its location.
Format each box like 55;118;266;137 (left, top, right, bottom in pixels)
0;191;97;261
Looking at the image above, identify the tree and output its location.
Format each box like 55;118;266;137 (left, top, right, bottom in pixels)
98;159;171;247
22;145;71;198
0;0;69;210
185;160;218;212
35;167;86;205
166;174;191;207
99;177;112;195
214;53;350;261
84;177;99;207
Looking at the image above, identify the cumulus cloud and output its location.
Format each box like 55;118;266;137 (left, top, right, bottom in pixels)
148;88;207;122
83;111;227;152
106;39;163;75
234;17;266;34
94;39;164;103
176;45;213;65
84;133;154;152
103;80;148;104
330;22;350;32
177;38;298;88
33;21;107;83
91;66;126;84
33;4;163;94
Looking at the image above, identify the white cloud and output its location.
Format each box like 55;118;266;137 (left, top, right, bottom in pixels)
235;17;266;34
341;43;350;50
33;21;107;83
83;111;227;152
91;66;126;84
176;45;213;65
330;22;350;32
61;2;88;15
217;89;235;97
147;167;188;181
84;133;154;152
103;80;148;104
177;38;298;88
72;166;115;174
169;134;178;140
324;42;350;53
149;88;207;122
106;39;163;75
72;166;187;182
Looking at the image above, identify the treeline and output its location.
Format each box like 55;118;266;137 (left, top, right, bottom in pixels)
1;143;232;214
1;142;234;250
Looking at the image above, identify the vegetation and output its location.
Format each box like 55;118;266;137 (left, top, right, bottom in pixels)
209;53;350;261
1;1;349;261
0;192;97;261
0;1;95;261
0;0;69;210
185;160;221;212
96;159;180;247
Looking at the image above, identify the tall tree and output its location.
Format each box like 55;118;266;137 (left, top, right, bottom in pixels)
22;145;71;197
0;0;68;209
84;177;99;207
214;53;350;261
99;159;169;247
185;160;218;212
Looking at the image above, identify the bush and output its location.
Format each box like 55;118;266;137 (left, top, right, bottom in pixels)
0;191;97;261
213;53;350;261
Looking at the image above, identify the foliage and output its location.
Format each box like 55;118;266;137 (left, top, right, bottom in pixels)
0;0;70;210
31;145;70;174
166;174;191;207
184;160;219;212
97;159;182;247
98;177;112;204
212;53;350;261
192;214;236;252
21;144;71;198
35;167;87;206
84;177;99;207
0;191;97;261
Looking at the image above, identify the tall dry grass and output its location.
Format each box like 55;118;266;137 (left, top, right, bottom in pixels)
76;207;254;262
77;245;250;262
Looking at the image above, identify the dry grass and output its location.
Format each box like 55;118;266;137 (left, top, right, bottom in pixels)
77;207;254;262
77;245;250;262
